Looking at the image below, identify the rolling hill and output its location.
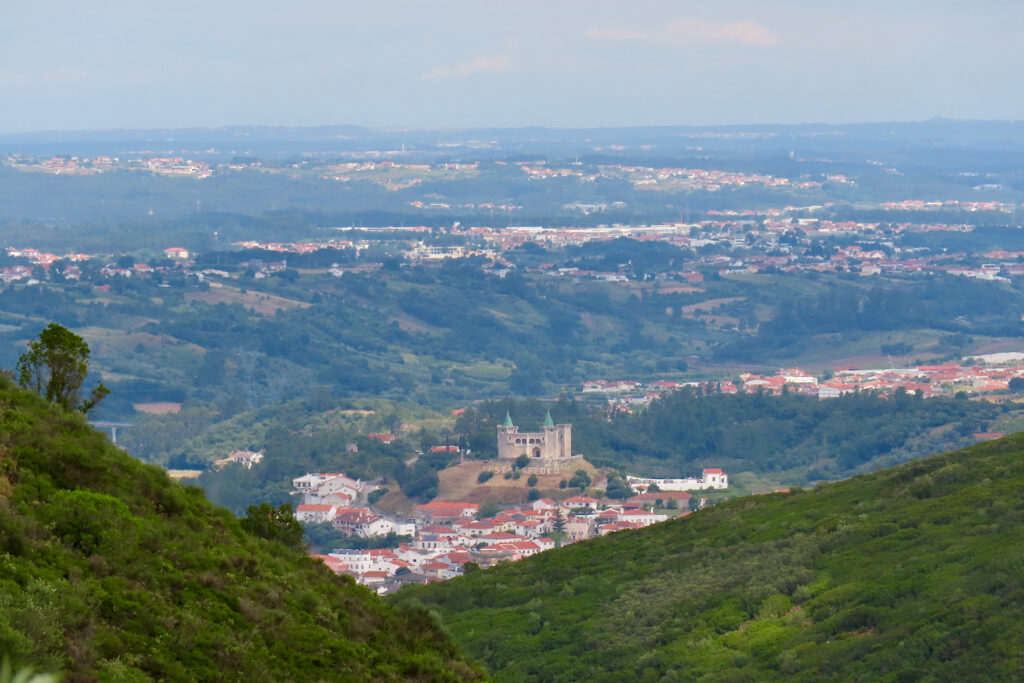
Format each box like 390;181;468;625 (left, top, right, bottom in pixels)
0;375;482;681
394;433;1024;681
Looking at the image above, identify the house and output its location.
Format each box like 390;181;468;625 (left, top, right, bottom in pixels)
561;496;600;511
515;519;546;538
617;509;668;527
415;501;480;524
227;449;264;469
565;515;597;541
295;504;338;524
702;469;728;489
332;508;376;536
477;531;525;545
163;247;189;259
292;473;362;504
454;519;497;537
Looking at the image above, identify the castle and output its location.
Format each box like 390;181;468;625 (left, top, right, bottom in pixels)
497;410;572;461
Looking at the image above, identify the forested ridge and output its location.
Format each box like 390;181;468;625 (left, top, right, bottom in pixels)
0;376;482;681
395;434;1024;681
455;391;1003;484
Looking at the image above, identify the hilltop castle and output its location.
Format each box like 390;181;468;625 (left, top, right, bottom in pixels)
497;410;572;461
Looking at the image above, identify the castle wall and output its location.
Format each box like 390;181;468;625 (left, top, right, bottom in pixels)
497;423;572;460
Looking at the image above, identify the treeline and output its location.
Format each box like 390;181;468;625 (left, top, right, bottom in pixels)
456;390;1004;483
714;275;1024;361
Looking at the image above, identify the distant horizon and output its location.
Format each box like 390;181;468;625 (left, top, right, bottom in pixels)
2;116;1021;138
4;2;1020;135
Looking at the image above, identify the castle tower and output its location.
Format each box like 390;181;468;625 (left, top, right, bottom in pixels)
496;411;519;460
541;410;572;459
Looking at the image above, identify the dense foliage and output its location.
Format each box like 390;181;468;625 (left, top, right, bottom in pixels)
0;377;481;681
396;434;1024;681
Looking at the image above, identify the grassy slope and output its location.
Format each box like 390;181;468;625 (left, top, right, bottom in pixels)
395;435;1024;682
0;377;482;682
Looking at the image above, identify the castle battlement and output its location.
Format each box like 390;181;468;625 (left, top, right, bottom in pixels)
497;410;572;461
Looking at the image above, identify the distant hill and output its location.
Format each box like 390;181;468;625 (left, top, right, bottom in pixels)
394;434;1024;681
456;393;1003;486
0;376;482;681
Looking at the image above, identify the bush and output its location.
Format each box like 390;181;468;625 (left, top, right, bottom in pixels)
528;488;541;501
527;474;538;487
477;471;494;484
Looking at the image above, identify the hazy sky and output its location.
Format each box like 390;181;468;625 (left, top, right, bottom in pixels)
2;1;1021;133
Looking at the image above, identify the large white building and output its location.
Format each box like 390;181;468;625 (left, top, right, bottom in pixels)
626;468;729;492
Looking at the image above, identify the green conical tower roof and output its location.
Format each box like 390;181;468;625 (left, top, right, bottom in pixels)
544;410;555;427
503;411;514;427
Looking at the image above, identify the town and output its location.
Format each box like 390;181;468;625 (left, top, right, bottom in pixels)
293;467;727;595
280;413;724;593
584;356;1024;411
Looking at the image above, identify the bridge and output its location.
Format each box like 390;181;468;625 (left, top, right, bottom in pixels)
89;421;133;444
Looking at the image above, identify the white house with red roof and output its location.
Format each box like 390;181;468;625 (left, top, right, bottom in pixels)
702;469;728;488
454;519;497;537
561;496;600;511
295;504;338;524
293;473;364;504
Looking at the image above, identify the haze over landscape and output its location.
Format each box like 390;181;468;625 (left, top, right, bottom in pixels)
3;1;1021;132
2;2;1024;681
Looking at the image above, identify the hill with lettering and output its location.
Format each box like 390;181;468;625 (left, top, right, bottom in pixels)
394;434;1024;681
0;376;481;681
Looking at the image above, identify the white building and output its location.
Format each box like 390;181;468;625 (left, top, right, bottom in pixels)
626;468;728;492
292;473;364;504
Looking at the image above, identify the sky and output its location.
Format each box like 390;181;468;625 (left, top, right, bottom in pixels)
1;1;1022;133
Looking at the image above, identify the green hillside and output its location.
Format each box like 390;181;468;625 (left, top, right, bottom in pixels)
0;376;482;681
394;435;1024;681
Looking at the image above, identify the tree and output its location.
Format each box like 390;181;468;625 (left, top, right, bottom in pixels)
240;502;305;550
16;323;109;413
605;477;632;500
1009;377;1024;394
551;509;567;548
477;500;500;520
514;454;530;470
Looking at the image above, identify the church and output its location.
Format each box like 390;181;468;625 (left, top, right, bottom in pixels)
496;410;572;461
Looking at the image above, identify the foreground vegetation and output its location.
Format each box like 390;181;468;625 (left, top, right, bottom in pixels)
0;377;481;681
395;434;1024;681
